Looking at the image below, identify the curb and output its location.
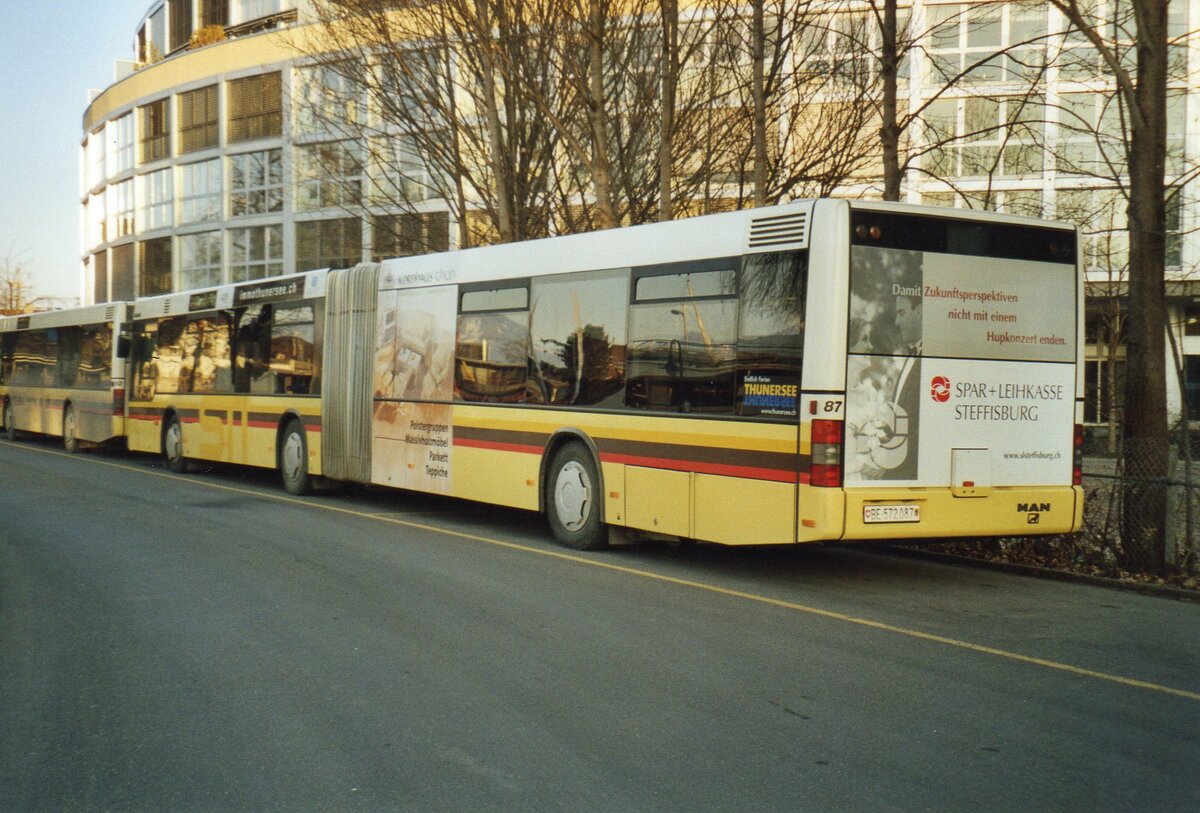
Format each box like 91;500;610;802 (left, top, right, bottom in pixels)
886;546;1200;604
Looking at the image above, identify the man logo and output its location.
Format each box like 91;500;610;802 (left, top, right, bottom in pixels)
930;375;951;403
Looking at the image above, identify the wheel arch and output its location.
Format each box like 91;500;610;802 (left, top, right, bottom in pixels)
539;429;604;521
275;410;308;462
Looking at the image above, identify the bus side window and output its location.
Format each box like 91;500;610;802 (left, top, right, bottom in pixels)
78;326;113;390
270;304;317;395
455;285;529;403
154;317;187;394
57;326;82;388
1;333;16;384
736;251;807;418
626;266;737;414
131;324;153;400
235;305;274;394
184;314;233;394
528;270;629;408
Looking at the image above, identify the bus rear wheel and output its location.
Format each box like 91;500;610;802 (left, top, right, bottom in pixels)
545;443;607;550
63;405;79;453
3;401;16;442
279;420;311;496
163;415;188;473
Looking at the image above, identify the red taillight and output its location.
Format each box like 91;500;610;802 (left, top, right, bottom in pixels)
112;387;125;416
810;419;843;488
1073;423;1084;486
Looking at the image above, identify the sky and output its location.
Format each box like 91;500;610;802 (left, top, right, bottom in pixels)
0;0;153;304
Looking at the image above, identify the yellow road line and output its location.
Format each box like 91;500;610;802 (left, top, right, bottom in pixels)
12;442;1200;703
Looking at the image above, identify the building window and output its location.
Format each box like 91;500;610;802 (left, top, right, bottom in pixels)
109;179;135;239
372;212;450;260
296;142;363;210
922;94;1044;180
180;231;223;289
371;137;444;205
199;0;228;27
92;251;108;304
139;237;174;296
296;63;366;136
230;149;283;216
138;99;171;164
228;72;283;143
179;85;219;154
108;113;135;176
1084;358;1125;425
232;0;284;25
87;129;105;190
87;191;106;248
169;0;193;52
1056;188;1127;273
927;3;1046;85
137;168;174;231
180;158;222;224
296;217;361;271
112;244;136;301
230;225;283;281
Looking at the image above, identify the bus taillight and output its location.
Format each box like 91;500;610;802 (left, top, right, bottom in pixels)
1073;424;1084;486
810;419;844;488
112;387;125;416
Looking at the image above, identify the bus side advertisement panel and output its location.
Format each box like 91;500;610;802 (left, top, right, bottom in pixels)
371;285;457;491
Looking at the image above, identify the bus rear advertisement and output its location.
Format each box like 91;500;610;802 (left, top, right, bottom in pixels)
0;200;1083;549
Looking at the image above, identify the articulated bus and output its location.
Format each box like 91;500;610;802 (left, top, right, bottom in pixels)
0;303;130;451
121;198;1084;548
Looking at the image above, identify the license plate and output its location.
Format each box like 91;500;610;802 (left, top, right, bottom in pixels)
863;504;921;524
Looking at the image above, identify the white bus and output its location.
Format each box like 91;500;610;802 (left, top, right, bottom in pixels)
0;303;130;451
125;199;1085;548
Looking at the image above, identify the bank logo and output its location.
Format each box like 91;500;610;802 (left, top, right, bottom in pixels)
930;375;951;403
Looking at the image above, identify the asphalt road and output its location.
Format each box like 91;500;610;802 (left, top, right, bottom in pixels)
1;437;1198;812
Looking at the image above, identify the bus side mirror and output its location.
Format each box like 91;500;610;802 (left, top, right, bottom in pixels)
116;335;132;359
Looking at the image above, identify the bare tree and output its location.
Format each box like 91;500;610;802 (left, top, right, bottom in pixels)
0;247;39;316
1050;0;1171;573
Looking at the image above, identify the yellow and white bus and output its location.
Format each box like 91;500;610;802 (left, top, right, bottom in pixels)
0;302;130;451
126;199;1084;548
125;276;325;492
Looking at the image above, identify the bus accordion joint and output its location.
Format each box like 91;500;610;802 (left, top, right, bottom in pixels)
810;418;844;488
112;387;126;417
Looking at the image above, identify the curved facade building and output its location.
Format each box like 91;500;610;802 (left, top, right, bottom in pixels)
81;0;450;305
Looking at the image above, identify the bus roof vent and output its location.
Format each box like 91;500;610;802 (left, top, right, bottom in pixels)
162;300;172;315
104;306;115;321
748;210;808;250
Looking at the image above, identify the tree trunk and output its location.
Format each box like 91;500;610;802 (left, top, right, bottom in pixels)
586;0;617;229
475;0;515;242
1120;0;1169;573
751;0;768;207
878;0;901;201
658;0;678;221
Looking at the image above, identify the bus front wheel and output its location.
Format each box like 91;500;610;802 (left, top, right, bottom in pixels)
279;420;311;496
163;415;188;473
63;405;79;453
545;443;607;550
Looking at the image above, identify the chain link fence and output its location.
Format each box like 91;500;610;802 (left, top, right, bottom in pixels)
936;434;1200;580
1077;442;1200;576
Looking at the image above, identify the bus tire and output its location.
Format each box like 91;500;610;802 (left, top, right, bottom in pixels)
3;400;17;442
163;414;188;473
279;420;311;496
545;443;607;550
63;404;79;453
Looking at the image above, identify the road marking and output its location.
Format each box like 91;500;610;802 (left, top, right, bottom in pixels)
12;442;1200;703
